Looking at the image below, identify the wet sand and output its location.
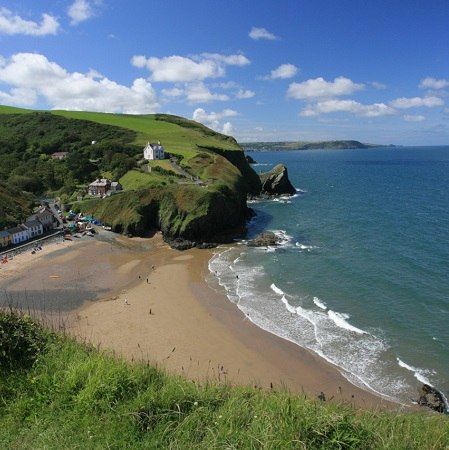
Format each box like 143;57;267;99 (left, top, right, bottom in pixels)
1;231;406;411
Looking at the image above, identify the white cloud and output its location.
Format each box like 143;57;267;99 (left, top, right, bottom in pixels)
419;77;449;90
201;53;250;66
132;53;249;83
269;64;298;80
236;89;255;99
390;96;444;109
221;121;234;135
161;87;184;98
301;99;395;117
0;87;37;107
0;52;159;114
68;0;101;25
0;7;59;36
249;26;278;40
404;114;426;122
370;81;387;90
288;77;364;99
186;82;229;103
193;107;237;134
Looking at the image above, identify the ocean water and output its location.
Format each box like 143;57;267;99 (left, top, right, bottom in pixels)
206;146;449;406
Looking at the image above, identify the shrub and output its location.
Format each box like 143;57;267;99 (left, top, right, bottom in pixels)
0;311;50;371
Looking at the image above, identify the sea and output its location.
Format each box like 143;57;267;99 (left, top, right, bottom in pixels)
206;145;449;407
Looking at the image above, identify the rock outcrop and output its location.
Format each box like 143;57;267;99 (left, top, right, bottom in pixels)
417;384;447;413
259;164;296;196
247;231;280;247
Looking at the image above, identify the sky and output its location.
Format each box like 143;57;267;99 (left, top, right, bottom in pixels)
0;0;448;145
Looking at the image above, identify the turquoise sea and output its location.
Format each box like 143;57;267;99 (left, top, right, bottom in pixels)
206;146;449;407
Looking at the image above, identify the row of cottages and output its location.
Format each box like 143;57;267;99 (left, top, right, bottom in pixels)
143;142;165;160
88;178;123;196
0;207;57;249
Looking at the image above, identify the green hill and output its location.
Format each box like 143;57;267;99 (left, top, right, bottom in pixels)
0;106;260;241
0;181;35;229
1;311;448;449
240;140;388;151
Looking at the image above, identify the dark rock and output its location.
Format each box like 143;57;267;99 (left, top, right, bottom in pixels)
245;154;257;164
165;237;196;251
259;164;296;196
247;231;279;247
417;384;447;413
196;242;218;249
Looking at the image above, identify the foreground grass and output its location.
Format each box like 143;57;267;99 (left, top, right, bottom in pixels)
1;313;448;449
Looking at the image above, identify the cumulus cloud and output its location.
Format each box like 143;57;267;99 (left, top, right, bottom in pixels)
403;114;426;122
390;96;444;109
186;82;229;103
249;26;278;40
268;64;298;80
419;77;449;90
300;99;395;117
0;52;159;113
68;0;101;25
0;7;59;36
132;53;249;83
235;89;255;99
193;107;237;134
288;77;364;99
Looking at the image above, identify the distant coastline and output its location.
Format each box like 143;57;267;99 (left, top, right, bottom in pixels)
240;140;397;151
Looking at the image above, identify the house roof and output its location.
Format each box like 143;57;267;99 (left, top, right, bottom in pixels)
0;230;10;238
24;220;42;228
7;226;24;234
89;178;110;187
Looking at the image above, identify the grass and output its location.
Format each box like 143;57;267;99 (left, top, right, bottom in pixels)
1;310;448;449
51;110;241;153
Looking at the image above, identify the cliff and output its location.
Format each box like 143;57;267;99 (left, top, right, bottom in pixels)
259;164;296;196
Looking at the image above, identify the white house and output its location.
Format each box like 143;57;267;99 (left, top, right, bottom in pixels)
23;220;44;238
143;142;165;160
7;225;29;244
27;207;55;231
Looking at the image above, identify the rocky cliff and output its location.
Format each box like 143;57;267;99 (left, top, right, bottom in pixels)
259;164;296;196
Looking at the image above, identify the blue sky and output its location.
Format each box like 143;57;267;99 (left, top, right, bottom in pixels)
0;0;448;145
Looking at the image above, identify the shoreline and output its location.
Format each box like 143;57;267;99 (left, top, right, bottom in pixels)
1;232;407;411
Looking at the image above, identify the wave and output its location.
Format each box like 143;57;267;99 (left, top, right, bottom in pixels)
207;246;410;404
270;283;285;296
397;358;433;386
313;297;327;310
295;242;318;252
328;310;367;335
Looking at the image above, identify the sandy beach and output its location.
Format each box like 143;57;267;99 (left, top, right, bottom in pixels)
1;231;405;411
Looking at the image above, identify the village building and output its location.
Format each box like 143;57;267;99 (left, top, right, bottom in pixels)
0;230;11;248
143;142;165;160
88;178;111;196
110;181;123;193
7;225;29;245
23;220;44;238
51;152;69;160
27;207;55;231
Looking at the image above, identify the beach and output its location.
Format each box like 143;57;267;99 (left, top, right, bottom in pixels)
0;231;404;411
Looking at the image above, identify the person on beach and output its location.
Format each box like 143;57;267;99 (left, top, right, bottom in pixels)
124;298;129;305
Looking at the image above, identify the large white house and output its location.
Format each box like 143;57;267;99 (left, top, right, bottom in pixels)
143;142;165;160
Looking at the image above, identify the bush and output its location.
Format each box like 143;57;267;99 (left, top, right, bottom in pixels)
0;311;50;371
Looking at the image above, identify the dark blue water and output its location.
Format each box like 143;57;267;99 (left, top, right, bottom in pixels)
207;146;449;405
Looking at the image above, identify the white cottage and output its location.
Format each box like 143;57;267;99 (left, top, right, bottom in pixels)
143;142;165;160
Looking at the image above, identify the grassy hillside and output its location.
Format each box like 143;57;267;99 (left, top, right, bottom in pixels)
1;311;448;449
0;181;35;229
240;140;385;151
0;106;258;241
53;110;240;152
